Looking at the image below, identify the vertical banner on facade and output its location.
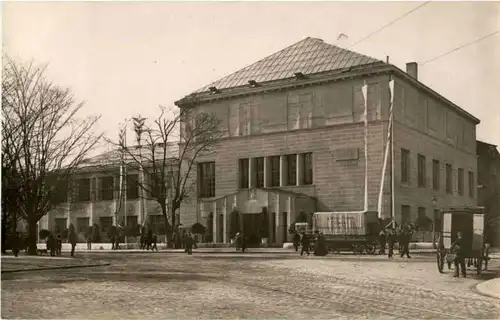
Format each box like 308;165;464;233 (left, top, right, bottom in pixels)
361;82;369;212
376;80;395;218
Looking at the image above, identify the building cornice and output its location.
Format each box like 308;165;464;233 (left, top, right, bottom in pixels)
175;63;480;125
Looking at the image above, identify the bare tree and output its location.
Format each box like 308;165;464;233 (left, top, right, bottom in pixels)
1;57;102;254
108;105;223;243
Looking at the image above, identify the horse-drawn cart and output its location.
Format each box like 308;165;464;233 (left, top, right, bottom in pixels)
436;207;490;275
313;211;380;254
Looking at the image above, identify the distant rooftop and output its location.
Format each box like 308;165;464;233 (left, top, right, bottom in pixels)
192;37;383;94
79;143;179;169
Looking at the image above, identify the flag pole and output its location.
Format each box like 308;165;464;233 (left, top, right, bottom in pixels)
389;76;395;228
362;80;369;212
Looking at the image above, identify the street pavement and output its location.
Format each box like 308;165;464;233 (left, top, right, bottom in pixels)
2;252;499;319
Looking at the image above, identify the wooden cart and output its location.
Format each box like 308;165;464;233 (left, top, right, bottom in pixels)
436;207;490;275
313;211;380;255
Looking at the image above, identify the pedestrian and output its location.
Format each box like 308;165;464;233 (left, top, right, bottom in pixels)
56;233;62;256
378;229;386;255
235;232;242;252
185;232;193;255
86;232;92;250
47;233;56;256
151;233;158;252
69;231;77;258
399;225;412;258
387;228;395;259
293;231;300;252
300;232;310;256
451;232;466;278
240;233;246;253
114;233;120;250
110;235;115;250
12;233;21;257
314;232;327;256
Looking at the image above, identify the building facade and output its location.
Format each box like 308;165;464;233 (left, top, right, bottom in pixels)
40;146;177;242
175;37;480;246
477;140;500;246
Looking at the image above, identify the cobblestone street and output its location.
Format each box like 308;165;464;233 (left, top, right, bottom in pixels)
2;253;499;319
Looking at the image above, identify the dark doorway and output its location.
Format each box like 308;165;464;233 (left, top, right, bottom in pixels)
242;213;260;247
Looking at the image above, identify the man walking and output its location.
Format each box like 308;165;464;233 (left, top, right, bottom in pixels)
451;232;466;278
387;227;395;259
399;225;412;258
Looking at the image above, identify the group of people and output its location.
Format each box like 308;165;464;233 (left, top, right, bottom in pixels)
292;230;328;256
378;223;414;259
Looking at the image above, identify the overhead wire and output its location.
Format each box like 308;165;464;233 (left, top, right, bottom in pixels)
420;30;499;66
348;1;432;49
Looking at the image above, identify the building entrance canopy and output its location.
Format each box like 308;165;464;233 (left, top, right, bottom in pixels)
199;188;316;244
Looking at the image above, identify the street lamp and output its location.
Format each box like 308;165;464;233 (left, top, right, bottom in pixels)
431;195;438;249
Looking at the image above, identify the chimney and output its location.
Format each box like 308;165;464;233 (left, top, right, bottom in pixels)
406;62;418;80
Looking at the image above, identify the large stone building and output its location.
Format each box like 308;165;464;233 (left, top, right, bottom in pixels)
40;144;178;242
477;140;500;246
175;37;479;246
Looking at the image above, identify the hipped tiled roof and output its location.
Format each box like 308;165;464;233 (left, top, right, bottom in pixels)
194;37;382;94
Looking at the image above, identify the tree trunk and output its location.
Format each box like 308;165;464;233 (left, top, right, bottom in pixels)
27;218;38;255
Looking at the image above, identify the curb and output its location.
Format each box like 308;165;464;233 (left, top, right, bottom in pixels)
1;262;110;274
475;279;500;300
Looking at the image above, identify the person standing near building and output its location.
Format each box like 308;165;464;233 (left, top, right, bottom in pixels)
399;225;412;258
387;227;395;259
292;231;300;252
300;232;310;256
451;232;466;278
185;232;194;255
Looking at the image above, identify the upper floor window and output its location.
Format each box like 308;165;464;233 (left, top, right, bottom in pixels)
401;205;411;225
270;156;280;187
255;157;264;188
401;149;410;184
302;153;313;185
468;171;475;198
417;154;426;188
76;178;91;202
198;162;215;198
432;159;440;190
446;164;453;194
458;168;464;196
286;154;297;186
238;158;249;189
127;174;139;200
99;176;114;201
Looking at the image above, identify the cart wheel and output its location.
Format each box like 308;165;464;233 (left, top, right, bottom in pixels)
437;251;444;273
476;259;483;275
365;244;376;255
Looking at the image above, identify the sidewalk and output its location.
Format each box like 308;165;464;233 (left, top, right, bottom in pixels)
476;278;500;299
40;247;440;255
1;255;110;273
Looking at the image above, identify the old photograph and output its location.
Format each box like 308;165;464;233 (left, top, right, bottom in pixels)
2;1;500;319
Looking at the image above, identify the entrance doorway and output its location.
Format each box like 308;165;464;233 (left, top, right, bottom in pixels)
242;213;260;247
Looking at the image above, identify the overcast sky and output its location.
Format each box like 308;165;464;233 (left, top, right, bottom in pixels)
3;1;500;148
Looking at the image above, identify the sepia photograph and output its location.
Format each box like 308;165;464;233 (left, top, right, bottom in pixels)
1;1;500;319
